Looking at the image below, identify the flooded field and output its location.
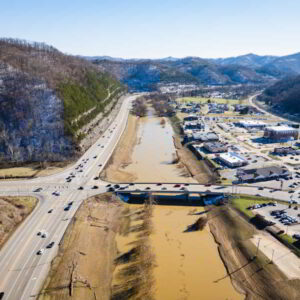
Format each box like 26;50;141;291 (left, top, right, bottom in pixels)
111;109;243;299
123;109;197;183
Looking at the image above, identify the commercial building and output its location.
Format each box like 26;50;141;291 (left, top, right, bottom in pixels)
183;115;198;122
183;120;204;130
204;142;228;153
236;166;291;183
238;120;266;129
264;126;299;141
218;152;248;168
274;147;300;155
192;132;219;142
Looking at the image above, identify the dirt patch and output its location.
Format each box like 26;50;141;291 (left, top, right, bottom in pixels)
38;194;123;300
0;196;37;249
111;201;155;300
101;115;139;182
208;206;300;300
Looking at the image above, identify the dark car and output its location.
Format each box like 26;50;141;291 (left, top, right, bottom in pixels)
92;185;99;189
64;206;70;211
174;184;180;188
46;242;55;249
48;209;53;214
94;176;99;180
78;186;84;190
114;184;120;189
129;183;135;186
106;184;111;187
0;292;4;300
156;183;162;186
108;187;115;192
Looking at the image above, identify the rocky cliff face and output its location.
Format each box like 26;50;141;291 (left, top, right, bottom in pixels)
0;39;124;164
0;63;73;162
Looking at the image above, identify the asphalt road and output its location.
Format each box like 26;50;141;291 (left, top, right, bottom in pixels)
0;92;298;299
0;94;137;300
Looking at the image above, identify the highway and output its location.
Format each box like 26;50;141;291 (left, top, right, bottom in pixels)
0;92;298;299
0;93;137;300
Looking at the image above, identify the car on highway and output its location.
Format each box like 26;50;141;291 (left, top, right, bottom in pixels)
107;187;115;192
64;206;70;211
92;185;99;189
94;176;99;180
52;191;60;196
34;187;42;192
99;164;103;167
41;232;48;238
174;184;180;188
37;231;42;236
46;242;55;249
93;155;97;159
78;186;84;190
37;249;45;255
48;209;53;214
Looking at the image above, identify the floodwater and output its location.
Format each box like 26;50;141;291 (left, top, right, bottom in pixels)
123;109;197;183
118;109;243;300
151;206;243;300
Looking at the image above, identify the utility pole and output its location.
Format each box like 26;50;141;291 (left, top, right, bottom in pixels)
271;249;275;264
254;237;261;259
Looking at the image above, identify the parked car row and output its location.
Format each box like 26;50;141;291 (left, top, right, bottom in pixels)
247;202;276;210
270;210;299;226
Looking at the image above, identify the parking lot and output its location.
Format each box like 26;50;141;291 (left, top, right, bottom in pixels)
253;203;300;237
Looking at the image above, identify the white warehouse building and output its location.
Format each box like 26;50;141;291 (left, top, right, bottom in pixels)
238;120;266;129
218;152;248;168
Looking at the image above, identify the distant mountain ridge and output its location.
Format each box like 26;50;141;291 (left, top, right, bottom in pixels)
91;52;300;91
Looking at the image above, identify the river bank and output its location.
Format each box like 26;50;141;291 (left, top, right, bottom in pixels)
102;107;243;299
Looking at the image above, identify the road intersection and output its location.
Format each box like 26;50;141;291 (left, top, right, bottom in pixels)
0;93;298;299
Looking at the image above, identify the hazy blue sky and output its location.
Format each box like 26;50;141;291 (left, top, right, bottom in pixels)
1;0;300;58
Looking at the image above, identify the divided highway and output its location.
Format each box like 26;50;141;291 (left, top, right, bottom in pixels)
0;94;137;300
0;93;297;299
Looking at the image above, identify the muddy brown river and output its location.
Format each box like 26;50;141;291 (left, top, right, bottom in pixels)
116;111;243;299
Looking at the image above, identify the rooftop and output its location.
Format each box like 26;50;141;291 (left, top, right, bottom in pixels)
265;125;298;132
219;152;246;164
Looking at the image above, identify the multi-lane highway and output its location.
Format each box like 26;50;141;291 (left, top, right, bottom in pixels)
0;94;138;300
0;92;298;299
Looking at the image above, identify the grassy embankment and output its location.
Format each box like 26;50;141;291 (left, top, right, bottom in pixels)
59;72;124;141
231;195;300;257
208;202;300;300
0;196;38;249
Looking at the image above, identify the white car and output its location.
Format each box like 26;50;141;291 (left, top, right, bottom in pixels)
37;248;44;255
